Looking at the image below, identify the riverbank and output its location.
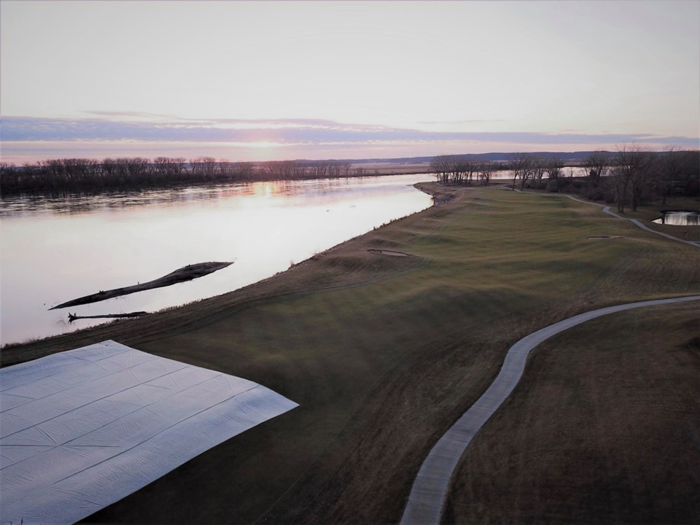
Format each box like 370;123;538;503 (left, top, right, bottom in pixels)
2;185;698;524
2;173;434;345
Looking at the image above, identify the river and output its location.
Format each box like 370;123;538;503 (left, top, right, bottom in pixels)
0;174;433;345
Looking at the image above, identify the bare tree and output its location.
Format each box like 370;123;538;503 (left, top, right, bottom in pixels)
477;162;495;186
656;147;683;206
153;157;171;177
234;162;255;180
0;162;18;193
582;150;610;187
450;159;465;184
509;152;533;190
431;155;453;184
530;155;548;188
169;157;186;177
191;157;217;178
611;145;656;212
126;157;150;179
546;157;564;180
461;158;480;185
328;162;347;178
610;149;633;213
677;150;700;196
151;157;186;179
309;161;329;179
629;149;657;212
541;157;565;192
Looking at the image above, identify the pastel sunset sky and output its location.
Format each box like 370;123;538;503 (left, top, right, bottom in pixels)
1;0;699;163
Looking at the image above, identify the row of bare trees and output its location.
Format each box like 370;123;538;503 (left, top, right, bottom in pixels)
430;155;498;186
430;154;566;189
515;147;699;212
0;158;358;195
0;157;247;194
258;160;352;180
430;147;699;212
508;153;565;191
578;146;699;212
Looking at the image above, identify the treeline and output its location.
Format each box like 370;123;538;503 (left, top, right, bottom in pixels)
0;157;359;196
432;147;700;212
429;156;503;186
547;147;698;212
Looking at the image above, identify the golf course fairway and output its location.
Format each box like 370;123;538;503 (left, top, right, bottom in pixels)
2;184;698;524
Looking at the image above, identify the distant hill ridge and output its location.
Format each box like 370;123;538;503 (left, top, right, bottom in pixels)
295;151;610;165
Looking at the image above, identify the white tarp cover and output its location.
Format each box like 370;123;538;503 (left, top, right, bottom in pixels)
0;340;298;524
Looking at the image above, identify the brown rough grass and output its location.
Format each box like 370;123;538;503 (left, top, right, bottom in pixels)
444;302;700;524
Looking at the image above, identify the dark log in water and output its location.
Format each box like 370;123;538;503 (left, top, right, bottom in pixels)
68;311;148;322
51;262;233;310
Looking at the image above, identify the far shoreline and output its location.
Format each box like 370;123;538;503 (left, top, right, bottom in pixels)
0;163;434;198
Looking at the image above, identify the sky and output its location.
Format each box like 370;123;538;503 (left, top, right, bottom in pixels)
1;0;699;164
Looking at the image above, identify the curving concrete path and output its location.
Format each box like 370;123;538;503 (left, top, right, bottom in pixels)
400;294;700;525
600;205;700;248
510;188;700;249
558;192;700;249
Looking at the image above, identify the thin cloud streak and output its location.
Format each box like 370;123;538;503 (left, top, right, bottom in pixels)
3;116;697;149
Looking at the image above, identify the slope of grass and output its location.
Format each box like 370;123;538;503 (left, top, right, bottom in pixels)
3;185;698;524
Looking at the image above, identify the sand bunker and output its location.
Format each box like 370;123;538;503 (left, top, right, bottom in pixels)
0;340;297;524
368;249;410;257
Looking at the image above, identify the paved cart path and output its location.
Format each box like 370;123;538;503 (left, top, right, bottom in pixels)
560;192;700;248
599;205;700;248
510;188;700;248
400;294;700;525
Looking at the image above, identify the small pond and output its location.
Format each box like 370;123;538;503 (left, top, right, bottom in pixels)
652;211;700;226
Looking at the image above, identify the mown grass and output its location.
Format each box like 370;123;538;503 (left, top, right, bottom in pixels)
3;185;698;524
444;301;700;524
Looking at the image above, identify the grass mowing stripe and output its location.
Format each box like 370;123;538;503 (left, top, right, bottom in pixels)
444;300;700;524
4;185;697;524
402;295;700;525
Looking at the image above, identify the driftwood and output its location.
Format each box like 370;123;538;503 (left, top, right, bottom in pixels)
68;312;148;322
51;262;233;310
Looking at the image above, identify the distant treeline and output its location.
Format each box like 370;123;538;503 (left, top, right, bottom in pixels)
431;148;700;212
0;157;375;196
345;151;607;165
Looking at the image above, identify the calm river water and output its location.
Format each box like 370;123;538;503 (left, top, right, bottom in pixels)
0;174;433;346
